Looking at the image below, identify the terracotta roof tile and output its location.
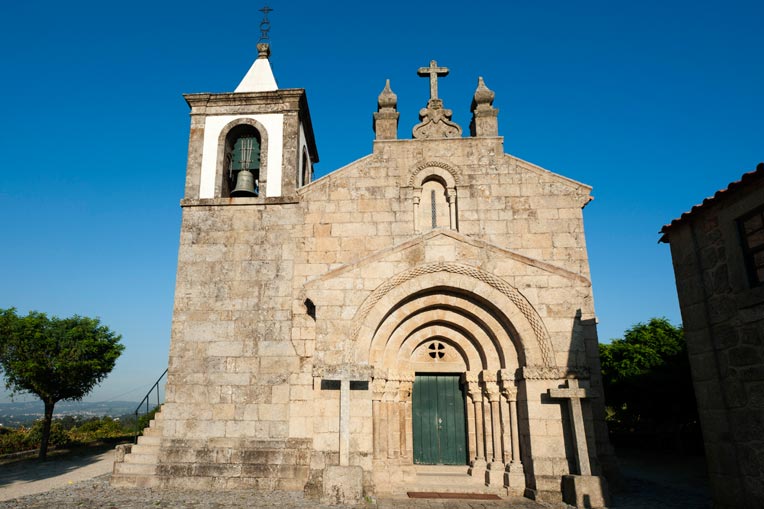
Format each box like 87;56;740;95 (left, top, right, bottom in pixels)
659;162;764;241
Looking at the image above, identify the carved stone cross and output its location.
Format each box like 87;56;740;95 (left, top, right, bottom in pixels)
548;379;592;476
418;60;449;101
322;373;369;466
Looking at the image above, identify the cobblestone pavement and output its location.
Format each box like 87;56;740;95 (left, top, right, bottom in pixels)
0;472;711;509
0;474;562;509
0;449;710;508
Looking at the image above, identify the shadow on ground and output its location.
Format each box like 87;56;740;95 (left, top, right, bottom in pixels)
0;442;120;488
611;448;711;509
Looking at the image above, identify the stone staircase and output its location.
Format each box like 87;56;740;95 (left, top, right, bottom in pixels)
402;465;508;497
110;410;163;488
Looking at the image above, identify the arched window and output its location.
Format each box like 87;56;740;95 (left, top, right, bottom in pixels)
420;178;449;230
224;125;262;197
300;147;311;188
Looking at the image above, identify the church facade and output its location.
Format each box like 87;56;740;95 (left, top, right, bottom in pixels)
113;42;613;505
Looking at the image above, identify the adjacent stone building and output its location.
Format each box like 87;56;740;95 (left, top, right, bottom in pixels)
660;163;764;509
113;43;614;506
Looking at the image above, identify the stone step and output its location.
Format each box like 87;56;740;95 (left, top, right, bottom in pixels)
142;427;163;437
113;461;158;475
110;473;162;488
137;435;161;446
128;444;159;456
124;452;159;464
405;466;506;496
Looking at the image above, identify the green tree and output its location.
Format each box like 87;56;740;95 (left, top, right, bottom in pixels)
599;318;698;451
0;308;124;459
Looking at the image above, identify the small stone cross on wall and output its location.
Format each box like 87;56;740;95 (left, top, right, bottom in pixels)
548;379;593;476
418;60;449;101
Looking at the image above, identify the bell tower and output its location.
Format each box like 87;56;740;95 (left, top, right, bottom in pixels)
181;23;318;201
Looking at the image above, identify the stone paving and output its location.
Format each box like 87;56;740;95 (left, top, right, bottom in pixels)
0;471;711;509
0;448;710;508
0;474;560;509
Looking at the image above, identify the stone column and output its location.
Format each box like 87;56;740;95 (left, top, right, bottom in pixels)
398;375;413;464
371;376;386;460
466;376;486;479
446;188;457;231
499;369;524;491
483;372;503;487
462;374;476;463
412;196;421;233
384;376;400;459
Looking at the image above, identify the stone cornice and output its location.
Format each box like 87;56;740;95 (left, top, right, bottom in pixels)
184;88;307;110
180;196;299;208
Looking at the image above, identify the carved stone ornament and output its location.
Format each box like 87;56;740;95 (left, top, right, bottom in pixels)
412;60;462;139
377;79;397;110
519;366;591;381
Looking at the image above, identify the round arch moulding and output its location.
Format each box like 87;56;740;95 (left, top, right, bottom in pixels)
408;160;463;188
351;262;556;367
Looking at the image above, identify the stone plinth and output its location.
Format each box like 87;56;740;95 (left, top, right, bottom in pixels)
561;474;609;509
322;465;363;505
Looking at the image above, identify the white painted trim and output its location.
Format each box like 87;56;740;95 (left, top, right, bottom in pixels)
199;114;284;198
298;122;309;187
235;58;278;92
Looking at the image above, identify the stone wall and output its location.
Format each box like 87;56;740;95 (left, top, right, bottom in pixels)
128;131;613;499
664;175;764;508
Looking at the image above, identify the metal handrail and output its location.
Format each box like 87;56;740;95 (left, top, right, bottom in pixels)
133;368;168;443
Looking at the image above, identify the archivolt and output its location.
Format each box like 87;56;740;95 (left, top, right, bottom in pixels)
408;160;463;187
351;262;555;366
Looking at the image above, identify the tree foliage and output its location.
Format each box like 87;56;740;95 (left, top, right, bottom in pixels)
599;318;700;451
0;308;124;459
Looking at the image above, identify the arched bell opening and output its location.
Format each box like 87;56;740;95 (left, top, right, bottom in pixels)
214;118;270;199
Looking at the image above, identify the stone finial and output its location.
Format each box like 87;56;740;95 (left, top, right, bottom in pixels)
412;59;462;139
373;79;399;140
257;43;271;59
377;79;397;109
469;76;499;137
472;77;495;109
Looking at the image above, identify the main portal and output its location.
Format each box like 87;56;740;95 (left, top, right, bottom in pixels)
412;374;467;465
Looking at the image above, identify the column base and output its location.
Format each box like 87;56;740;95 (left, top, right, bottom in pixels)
504;461;525;493
468;459;486;483
561;474;610;509
486;461;504;487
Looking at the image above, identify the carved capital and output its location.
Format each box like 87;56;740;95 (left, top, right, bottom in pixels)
398;381;413;402
383;379;400;401
467;381;482;402
483;381;501;403
371;378;387;401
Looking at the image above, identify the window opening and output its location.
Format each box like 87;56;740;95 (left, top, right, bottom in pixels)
431;190;437;228
739;206;764;287
304;298;316;320
428;341;446;359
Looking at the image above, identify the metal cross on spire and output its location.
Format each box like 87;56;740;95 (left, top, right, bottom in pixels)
259;5;273;42
417;60;449;101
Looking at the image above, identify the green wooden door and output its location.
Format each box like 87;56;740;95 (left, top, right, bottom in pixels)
412;374;467;465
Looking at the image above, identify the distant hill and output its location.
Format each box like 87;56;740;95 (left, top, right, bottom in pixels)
0;400;140;427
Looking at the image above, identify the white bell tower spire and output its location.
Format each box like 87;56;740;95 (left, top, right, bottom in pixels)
235;6;278;92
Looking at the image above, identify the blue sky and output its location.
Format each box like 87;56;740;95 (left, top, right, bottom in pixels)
1;0;762;404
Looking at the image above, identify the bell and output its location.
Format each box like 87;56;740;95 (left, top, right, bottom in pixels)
231;170;257;197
